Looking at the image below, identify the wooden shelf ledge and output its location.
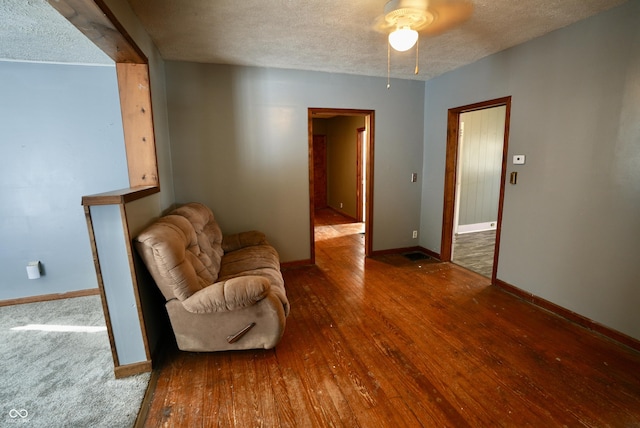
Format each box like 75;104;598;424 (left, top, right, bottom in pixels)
81;186;159;207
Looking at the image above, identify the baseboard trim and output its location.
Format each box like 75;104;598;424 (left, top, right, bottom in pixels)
417;246;441;261
370;246;419;257
281;259;313;269
0;288;100;307
495;279;640;353
370;246;441;260
114;360;152;379
283;247;441;267
326;206;358;222
457;221;497;234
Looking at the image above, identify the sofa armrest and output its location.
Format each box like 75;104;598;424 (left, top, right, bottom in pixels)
181;276;270;313
222;230;267;253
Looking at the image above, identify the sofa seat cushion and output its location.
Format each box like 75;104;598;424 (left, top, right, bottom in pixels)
219;244;289;315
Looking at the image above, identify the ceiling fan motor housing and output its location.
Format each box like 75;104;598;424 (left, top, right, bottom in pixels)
384;0;434;30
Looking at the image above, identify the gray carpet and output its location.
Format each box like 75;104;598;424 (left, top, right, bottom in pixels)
0;295;150;427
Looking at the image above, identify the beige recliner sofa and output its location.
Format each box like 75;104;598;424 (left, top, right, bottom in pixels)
134;202;289;352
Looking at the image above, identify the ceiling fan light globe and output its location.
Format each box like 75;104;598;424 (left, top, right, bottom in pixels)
388;27;418;51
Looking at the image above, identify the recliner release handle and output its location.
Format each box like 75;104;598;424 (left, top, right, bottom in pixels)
226;322;256;344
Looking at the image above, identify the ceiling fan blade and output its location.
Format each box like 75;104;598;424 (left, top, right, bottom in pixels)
420;0;473;35
384;0;429;14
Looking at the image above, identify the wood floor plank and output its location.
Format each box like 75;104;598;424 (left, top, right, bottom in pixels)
282;277;355;427
202;353;232;426
142;210;640;427
296;271;421;427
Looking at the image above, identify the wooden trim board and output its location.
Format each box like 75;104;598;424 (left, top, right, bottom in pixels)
0;288;99;308
495;278;640;353
114;360;152;379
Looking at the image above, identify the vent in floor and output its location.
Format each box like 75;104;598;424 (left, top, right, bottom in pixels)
403;251;430;261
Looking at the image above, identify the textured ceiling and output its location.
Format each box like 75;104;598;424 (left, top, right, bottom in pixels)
126;0;628;80
1;0;628;80
0;0;111;64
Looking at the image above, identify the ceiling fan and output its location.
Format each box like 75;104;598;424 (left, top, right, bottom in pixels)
374;0;474;85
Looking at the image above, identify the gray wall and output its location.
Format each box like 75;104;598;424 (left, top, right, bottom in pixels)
420;0;640;340
164;63;425;262
0;61;129;300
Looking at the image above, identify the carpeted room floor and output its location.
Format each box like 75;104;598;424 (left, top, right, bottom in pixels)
0;295;149;427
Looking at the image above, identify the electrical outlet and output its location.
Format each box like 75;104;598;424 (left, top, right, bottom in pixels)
340;202;343;208
412;230;418;239
411;172;418;183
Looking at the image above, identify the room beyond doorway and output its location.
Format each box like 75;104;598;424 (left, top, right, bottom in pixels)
440;97;511;282
452;104;506;278
308;108;374;264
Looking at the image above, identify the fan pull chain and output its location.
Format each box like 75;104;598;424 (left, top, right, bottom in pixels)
387;37;420;87
387;42;391;89
415;38;420;75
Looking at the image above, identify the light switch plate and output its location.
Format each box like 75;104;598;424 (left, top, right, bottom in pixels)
513;155;526;165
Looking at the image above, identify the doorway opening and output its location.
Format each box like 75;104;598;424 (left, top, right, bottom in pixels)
441;97;511;282
308;108;375;264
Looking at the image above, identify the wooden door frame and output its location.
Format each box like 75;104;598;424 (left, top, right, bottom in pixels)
440;97;511;282
308;109;375;264
356;127;366;222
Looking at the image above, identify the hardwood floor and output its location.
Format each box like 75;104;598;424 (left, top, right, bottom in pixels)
141;211;640;427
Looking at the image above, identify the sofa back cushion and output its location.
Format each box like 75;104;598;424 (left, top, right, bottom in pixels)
170;203;224;279
134;215;203;301
135;204;225;301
